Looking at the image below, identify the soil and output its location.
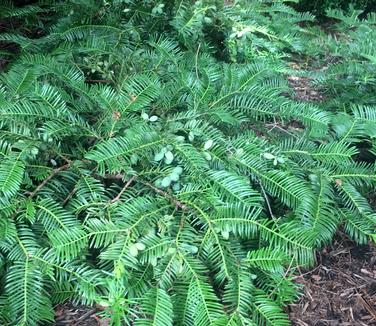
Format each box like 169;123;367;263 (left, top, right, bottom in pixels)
288;237;376;326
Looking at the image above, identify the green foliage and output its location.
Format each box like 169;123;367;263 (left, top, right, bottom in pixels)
0;1;375;325
314;8;376;106
295;0;373;18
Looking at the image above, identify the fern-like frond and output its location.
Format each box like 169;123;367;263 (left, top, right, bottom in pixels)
5;259;54;325
136;288;174;326
184;257;224;326
208;170;263;207
245;247;288;273
223;267;255;318
252;289;290;326
0;156;25;198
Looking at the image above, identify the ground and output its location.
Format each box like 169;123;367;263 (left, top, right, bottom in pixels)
54;303;100;326
289;237;376;326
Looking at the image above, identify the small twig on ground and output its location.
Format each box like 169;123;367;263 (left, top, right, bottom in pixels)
72;308;97;326
340;284;367;297
292;263;322;280
266;123;298;138
110;176;137;204
357;295;376;321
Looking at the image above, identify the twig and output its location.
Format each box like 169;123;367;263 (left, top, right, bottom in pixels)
268;252;297;299
140;180;188;211
292;263;321;280
95;173;188;209
110;176;137;204
266;123;298;138
340;284;367;297
72;308;96;326
259;181;276;221
62;187;77;207
195;43;201;80
28;164;70;199
284;252;297;278
85;79;113;84
357;294;376;321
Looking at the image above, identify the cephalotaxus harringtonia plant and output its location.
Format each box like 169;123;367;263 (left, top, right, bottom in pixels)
0;0;375;325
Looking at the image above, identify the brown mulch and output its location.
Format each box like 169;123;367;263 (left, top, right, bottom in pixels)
287;61;326;103
289;238;376;326
53;303;103;326
288;75;325;102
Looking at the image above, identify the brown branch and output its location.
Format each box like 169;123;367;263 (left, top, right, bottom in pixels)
94;173;188;209
140;180;188;211
28;164;70;199
357;294;376;321
85;79;113;84
266;122;298;139
62;187;77;207
110;176;137;204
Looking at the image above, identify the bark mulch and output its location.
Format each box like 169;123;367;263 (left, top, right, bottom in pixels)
288;237;376;326
54;303;99;326
288;74;325;102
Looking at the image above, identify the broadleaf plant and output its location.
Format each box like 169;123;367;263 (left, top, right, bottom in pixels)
0;0;375;325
